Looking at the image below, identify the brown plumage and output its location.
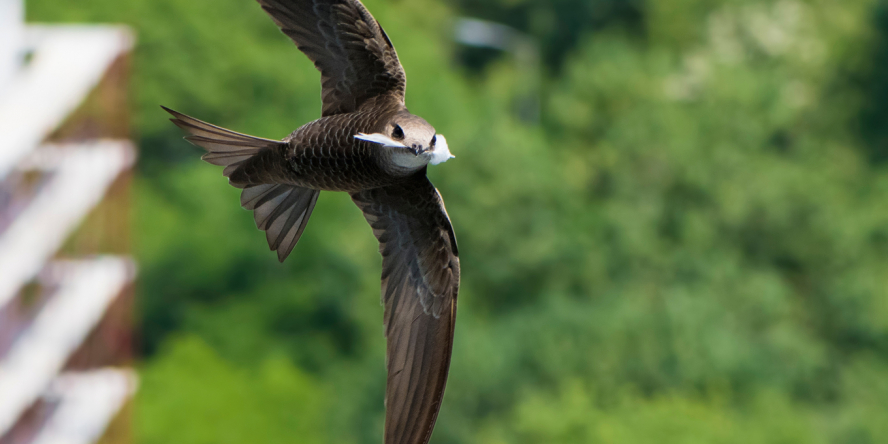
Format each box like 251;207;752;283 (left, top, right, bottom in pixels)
162;1;459;443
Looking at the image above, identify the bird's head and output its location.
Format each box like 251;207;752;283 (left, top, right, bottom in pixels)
355;111;454;171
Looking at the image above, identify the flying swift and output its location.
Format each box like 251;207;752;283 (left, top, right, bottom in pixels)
162;1;459;443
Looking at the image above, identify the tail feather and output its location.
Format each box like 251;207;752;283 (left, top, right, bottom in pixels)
163;106;277;147
241;183;320;262
163;106;319;262
162;106;286;177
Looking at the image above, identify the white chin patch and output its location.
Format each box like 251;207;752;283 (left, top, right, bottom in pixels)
429;134;455;165
354;133;406;148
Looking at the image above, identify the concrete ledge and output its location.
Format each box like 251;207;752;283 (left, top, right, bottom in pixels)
0;25;134;179
0;257;136;436
0;140;136;309
32;369;138;444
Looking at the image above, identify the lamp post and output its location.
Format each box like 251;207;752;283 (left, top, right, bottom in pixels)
454;17;541;123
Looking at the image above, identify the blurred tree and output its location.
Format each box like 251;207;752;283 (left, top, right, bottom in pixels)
138;336;329;444
448;0;644;70
860;0;888;163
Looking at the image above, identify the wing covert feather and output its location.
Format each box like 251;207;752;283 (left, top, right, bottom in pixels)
256;0;407;116
351;175;459;444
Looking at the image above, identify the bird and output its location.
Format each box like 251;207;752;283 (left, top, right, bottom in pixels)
162;1;459;443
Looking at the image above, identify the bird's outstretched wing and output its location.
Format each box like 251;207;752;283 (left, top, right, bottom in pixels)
256;0;407;116
351;174;459;444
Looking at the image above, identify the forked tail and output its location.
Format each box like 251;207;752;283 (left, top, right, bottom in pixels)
163;106;319;262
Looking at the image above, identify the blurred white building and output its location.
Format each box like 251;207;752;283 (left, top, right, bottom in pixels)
0;1;138;443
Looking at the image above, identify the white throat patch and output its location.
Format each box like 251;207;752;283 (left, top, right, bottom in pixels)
429;134;454;165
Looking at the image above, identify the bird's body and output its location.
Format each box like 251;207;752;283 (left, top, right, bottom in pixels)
164;1;460;443
228;105;447;192
231;110;398;192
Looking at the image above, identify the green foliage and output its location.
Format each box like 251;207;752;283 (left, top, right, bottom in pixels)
27;0;888;442
861;1;888;163
478;383;829;444
138;336;329;444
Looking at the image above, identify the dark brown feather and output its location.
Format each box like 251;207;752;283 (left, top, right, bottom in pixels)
241;183;320;261
163;107;321;260
255;0;407;116
162;106;288;179
351;174;459;444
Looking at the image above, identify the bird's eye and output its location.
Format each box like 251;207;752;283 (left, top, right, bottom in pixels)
431;135;437;146
392;124;404;140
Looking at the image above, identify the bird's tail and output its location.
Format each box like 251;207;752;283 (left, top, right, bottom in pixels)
162;106;320;262
162;105;285;177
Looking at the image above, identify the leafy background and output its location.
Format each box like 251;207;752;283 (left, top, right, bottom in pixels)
28;0;888;442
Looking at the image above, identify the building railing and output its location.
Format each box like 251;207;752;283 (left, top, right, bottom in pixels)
0;10;138;444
